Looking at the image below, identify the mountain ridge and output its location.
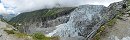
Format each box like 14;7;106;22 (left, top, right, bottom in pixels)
8;0;128;40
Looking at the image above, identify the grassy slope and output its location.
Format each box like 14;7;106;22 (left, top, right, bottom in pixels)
9;7;75;27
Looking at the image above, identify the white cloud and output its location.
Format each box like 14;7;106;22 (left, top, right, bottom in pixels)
1;0;122;14
0;3;6;14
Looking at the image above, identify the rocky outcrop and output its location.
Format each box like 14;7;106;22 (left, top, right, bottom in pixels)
9;0;127;40
0;21;28;40
48;1;127;39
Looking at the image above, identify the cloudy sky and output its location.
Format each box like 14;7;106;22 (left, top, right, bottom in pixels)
0;0;122;14
0;3;5;13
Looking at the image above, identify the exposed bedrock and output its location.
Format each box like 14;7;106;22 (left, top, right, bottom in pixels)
9;0;127;40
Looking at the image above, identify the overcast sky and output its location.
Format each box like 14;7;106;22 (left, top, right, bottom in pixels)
0;3;6;14
0;0;122;14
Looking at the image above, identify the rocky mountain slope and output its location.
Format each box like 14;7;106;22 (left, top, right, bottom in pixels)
8;0;128;40
0;20;31;40
9;7;76;34
100;10;130;40
98;0;130;40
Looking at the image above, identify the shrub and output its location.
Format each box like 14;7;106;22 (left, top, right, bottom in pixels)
106;18;117;26
32;32;51;40
4;30;15;34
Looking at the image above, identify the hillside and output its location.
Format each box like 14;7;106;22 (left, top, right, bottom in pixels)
7;0;129;40
0;20;31;40
98;0;130;40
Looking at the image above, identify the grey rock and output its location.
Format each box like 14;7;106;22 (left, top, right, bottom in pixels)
48;1;127;39
48;5;109;38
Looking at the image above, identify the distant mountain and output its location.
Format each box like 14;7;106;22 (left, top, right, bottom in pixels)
0;15;6;22
0;15;3;19
0;14;17;21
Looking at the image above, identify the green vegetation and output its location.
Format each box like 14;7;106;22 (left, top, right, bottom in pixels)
5;7;72;40
9;8;74;23
8;23;20;28
93;11;124;40
4;30;15;34
128;0;130;4
31;32;59;40
15;32;28;38
32;32;51;40
93;18;117;40
105;18;117;27
0;18;7;22
4;29;28;38
4;29;58;40
8;8;74;29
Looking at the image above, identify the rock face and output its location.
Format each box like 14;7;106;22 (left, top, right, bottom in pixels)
47;5;117;38
48;0;127;38
9;0;127;40
9;8;76;34
48;5;105;36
